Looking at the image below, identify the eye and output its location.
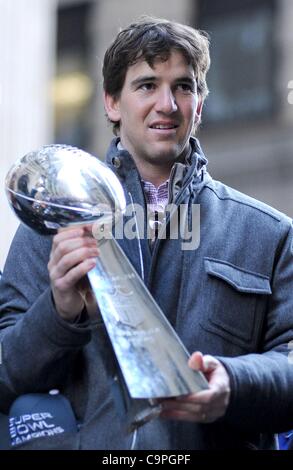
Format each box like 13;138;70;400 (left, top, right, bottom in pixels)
138;82;156;91
176;83;195;93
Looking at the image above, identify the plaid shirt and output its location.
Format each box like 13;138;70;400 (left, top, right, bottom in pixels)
117;141;169;242
142;180;169;242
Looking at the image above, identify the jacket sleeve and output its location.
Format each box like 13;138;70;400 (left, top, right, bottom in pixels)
219;218;293;433
0;225;92;412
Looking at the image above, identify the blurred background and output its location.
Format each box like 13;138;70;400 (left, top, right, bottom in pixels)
0;0;293;269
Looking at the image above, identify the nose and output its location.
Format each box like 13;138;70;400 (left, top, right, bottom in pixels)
155;87;178;114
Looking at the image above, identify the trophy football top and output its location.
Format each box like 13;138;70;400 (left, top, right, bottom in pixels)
5;144;126;235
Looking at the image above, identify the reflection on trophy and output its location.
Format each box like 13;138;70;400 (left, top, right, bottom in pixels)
5;144;208;429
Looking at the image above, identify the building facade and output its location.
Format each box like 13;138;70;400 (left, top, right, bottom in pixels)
1;0;292;268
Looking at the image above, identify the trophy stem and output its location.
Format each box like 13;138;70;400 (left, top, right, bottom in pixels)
87;235;208;399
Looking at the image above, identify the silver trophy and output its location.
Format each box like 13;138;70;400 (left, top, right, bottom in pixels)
5;144;208;428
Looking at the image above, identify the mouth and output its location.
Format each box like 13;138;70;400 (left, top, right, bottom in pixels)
149;122;179;130
149;122;179;135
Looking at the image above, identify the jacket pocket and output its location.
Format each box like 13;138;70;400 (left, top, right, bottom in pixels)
201;257;272;347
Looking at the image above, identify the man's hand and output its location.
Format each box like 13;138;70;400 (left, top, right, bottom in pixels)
48;225;99;321
160;351;231;423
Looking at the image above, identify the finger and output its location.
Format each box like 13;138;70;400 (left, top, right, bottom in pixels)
161;396;223;415
161;397;225;421
83;223;95;234
51;236;97;258
50;229;85;262
50;246;99;281
52;225;95;249
54;231;97;251
202;354;220;371
84;290;99;318
49;236;98;267
160;408;218;423
162;399;204;414
188;351;204;371
189;352;219;374
54;227;85;243
57;223;94;234
174;387;223;406
160;409;200;422
53;258;97;292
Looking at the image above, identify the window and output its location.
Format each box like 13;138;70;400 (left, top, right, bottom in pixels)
197;0;276;123
52;2;94;149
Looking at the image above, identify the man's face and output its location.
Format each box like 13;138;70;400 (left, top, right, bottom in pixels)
104;50;202;171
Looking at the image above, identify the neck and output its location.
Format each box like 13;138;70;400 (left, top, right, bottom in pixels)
135;161;171;187
117;139;191;187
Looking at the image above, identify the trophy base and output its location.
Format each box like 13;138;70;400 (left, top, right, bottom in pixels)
111;373;162;432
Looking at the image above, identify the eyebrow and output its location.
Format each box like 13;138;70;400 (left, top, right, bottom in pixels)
130;75;196;89
130;75;158;88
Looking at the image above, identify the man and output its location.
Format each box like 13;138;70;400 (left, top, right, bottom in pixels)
1;16;293;450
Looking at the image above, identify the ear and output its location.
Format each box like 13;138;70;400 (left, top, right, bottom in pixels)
195;98;203;122
192;98;203;134
103;91;121;123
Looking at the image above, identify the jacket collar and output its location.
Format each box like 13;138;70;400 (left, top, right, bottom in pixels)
105;136;208;185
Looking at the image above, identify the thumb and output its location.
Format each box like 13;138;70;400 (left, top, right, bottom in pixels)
188;351;204;371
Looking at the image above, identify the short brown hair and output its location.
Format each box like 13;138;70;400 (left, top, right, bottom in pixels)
103;16;210;134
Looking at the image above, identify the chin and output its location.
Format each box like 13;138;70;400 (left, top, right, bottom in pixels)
151;144;181;160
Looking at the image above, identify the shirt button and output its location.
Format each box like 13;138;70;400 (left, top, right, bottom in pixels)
112;157;121;169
